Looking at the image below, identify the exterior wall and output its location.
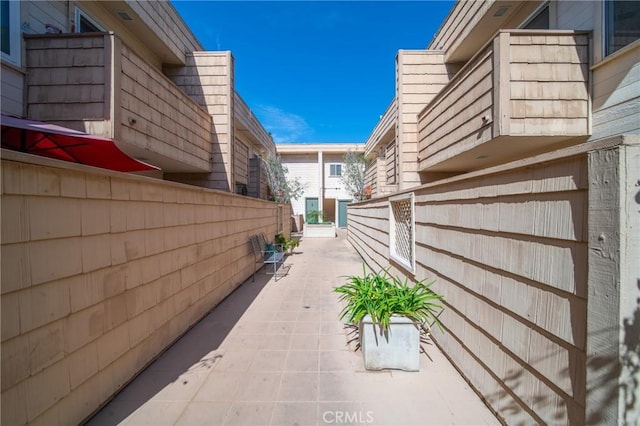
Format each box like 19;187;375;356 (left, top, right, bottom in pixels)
24;34;214;173
586;138;640;426
234;137;249;187
348;139;635;424
278;144;365;223
0;151;282;425
418;30;590;173
1;65;24;117
591;44;640;141
25;34;110;136
124;0;201;63
281;153;319;217
164;52;235;190
396;51;457;189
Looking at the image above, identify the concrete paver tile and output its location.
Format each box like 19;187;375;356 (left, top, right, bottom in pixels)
289;334;319;350
265;321;296;335
276;372;319;402
270;402;318;426
361;400;454;426
175;401;231;425
250;350;289;372
260;334;293;351
319;334;350;351
235;372;283;401
318;350;361;372
320;321;346;336
121;400;188;426
213;350;256;372
285;351;319;372
86;231;499;426
317;402;364;425
318;372;356;402
293;321;321;334
223;402;274;426
273;311;299;322
193;372;245;402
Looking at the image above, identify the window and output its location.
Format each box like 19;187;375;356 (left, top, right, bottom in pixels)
329;164;342;177
605;0;640;56
1;0;21;66
523;3;549;29
389;193;415;273
74;8;105;33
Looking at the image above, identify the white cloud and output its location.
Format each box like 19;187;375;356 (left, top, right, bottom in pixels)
254;105;313;143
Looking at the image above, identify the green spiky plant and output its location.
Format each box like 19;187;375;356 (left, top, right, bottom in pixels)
334;264;444;332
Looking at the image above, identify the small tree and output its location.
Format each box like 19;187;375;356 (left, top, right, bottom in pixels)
262;153;304;203
342;150;367;201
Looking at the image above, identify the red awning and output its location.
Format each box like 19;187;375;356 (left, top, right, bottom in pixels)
1;115;159;172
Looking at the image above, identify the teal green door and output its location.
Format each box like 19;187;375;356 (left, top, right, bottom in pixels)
305;198;318;221
338;200;349;228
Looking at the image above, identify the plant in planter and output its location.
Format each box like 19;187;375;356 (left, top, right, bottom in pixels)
334;264;444;371
306;210;323;224
275;233;300;254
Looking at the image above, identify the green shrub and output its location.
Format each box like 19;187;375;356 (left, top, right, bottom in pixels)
334;264;444;332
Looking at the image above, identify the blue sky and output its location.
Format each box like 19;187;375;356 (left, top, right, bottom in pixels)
171;1;454;143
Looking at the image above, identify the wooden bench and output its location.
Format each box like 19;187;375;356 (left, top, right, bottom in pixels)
250;233;286;281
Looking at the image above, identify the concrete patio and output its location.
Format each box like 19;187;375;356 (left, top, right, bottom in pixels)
87;230;500;426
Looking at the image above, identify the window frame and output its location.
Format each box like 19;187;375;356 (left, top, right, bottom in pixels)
603;0;640;58
329;163;342;177
74;7;105;33
388;192;415;274
1;0;21;67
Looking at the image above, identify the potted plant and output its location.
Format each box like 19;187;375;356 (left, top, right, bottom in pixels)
334;265;444;371
275;232;300;254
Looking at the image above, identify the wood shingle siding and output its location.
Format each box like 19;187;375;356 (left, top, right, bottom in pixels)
347;139;633;425
25;33;213;174
418;30;590;173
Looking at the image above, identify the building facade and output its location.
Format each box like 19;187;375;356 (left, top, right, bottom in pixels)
0;2;288;424
1;0;274;197
277;143;364;229
352;0;639;424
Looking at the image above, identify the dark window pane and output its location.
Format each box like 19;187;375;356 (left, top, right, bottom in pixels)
606;0;640;55
524;4;549;30
1;0;10;55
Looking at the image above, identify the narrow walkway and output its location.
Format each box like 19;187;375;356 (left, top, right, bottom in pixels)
88;230;499;425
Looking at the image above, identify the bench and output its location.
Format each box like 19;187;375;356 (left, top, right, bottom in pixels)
249;233;286;281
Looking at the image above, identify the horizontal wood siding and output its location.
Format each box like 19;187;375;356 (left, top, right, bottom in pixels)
348;149;591;425
119;43;212;172
418;47;493;167
429;1;493;53
0;151;281;425
24;0;67;35
25;34;109;135
234;139;249;186
364;99;397;157
125;0;201;64
234;92;276;156
164;52;233;190
1;65;24;117
385;141;396;184
591;44;640;140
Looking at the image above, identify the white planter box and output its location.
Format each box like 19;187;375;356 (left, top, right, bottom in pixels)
303;223;336;238
359;315;420;371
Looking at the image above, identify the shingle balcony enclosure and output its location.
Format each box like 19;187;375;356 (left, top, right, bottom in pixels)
87;231;499;425
417;30;590;173
25;33;214;173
